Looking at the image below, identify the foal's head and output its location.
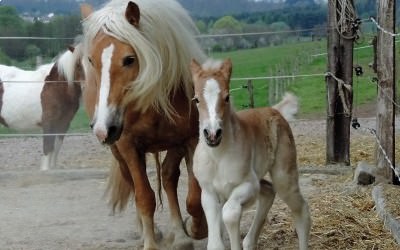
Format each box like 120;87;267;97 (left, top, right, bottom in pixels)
191;58;232;147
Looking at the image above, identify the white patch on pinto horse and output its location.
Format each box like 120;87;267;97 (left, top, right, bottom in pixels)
203;78;222;134
93;43;115;141
1;64;53;131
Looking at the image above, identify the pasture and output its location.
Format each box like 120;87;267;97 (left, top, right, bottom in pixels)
0;36;383;135
1;32;400;249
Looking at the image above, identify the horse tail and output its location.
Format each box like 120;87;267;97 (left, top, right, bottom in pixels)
153;152;163;208
272;92;298;121
105;158;134;213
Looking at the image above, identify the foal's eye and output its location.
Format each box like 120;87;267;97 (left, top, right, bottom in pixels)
88;57;93;65
192;97;199;104
123;56;136;67
224;94;230;103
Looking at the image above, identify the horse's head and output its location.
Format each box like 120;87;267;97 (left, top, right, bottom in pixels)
190;58;232;147
67;44;85;85
56;43;85;86
81;0;206;145
81;2;141;145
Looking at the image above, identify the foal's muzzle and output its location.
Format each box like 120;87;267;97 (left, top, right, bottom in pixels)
203;128;222;147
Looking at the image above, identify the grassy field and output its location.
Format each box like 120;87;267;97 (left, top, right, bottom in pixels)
0;37;388;134
210;37;381;117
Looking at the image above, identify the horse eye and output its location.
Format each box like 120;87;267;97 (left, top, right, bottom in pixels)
123;56;136;67
88;57;93;65
225;95;230;103
192;97;199;104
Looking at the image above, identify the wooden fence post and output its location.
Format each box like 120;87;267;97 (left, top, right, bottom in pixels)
246;80;254;108
326;0;355;165
376;0;396;184
268;69;275;105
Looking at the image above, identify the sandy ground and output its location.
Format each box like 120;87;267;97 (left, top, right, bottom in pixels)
0;117;399;249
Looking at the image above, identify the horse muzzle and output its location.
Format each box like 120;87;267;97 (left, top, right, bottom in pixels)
203;128;222;147
91;112;123;145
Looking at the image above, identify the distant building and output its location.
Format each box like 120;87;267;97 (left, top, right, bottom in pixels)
20;12;55;23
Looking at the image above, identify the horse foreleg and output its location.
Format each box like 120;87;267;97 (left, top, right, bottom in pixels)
184;140;208;240
41;132;55;171
161;148;193;249
223;182;258;250
50;135;64;169
243;180;276;250
116;140;158;250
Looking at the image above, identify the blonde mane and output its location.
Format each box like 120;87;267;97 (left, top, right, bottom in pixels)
55;43;83;85
82;0;206;118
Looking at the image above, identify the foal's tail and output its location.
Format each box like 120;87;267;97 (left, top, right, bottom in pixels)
272;92;299;121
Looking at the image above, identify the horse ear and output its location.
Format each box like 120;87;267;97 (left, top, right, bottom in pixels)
68;45;75;53
125;2;140;27
190;59;202;76
221;58;232;80
80;3;93;19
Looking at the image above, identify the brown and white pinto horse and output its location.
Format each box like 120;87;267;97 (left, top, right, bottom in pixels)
80;0;207;249
0;45;83;170
191;58;311;250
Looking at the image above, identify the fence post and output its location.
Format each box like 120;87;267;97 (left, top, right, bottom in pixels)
268;70;274;106
246;80;254;108
376;0;396;184
326;0;355;165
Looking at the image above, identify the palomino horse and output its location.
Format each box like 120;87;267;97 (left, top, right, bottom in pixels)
191;58;311;250
80;0;207;249
0;45;83;170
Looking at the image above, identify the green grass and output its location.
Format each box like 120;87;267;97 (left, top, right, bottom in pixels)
210;38;383;118
0;38;389;134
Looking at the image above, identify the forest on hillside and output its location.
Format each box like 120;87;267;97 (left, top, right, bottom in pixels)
0;0;382;67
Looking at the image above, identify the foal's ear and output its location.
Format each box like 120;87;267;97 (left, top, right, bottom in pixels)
80;3;93;19
190;59;202;75
125;2;140;27
221;58;232;80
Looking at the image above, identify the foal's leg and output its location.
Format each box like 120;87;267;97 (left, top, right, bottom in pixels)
243;180;276;250
201;189;224;250
116;139;158;250
184;139;207;239
270;167;311;250
161;148;193;249
223;182;258;250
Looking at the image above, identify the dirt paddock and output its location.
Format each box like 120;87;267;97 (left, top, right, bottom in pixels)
0;117;399;249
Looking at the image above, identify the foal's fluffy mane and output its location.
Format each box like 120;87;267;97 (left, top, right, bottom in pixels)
82;0;206;118
202;59;223;71
55;42;83;84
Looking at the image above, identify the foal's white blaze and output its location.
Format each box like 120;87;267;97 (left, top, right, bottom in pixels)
202;78;222;135
93;43;114;141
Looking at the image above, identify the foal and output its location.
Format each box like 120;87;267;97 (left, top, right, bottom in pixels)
191;58;311;250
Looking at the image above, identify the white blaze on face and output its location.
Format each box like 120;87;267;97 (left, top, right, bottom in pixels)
93;43;115;141
202;78;222;134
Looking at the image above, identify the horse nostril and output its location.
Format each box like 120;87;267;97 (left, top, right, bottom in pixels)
108;125;118;137
203;129;209;138
215;128;222;139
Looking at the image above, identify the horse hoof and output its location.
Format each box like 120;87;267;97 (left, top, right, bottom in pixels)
183;216;208;240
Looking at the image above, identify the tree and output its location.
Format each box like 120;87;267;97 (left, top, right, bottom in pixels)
0;6;27;60
212;15;243;34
